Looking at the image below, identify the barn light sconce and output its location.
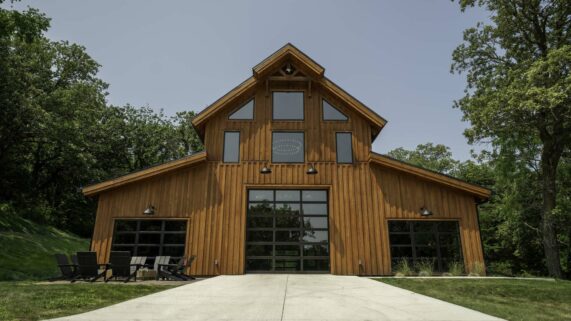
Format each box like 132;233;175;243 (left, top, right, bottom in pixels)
284;63;294;75
143;205;155;216
419;207;433;217
306;164;318;175
260;164;272;174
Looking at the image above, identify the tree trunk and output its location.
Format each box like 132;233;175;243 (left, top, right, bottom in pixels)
540;138;563;278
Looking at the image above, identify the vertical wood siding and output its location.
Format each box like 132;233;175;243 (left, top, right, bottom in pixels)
90;80;485;275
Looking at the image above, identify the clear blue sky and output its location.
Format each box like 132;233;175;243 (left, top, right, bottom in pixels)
11;0;490;160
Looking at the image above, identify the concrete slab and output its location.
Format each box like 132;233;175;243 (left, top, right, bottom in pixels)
46;274;504;321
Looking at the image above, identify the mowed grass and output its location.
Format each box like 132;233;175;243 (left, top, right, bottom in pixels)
378;278;571;321
0;208;89;281
0;282;178;321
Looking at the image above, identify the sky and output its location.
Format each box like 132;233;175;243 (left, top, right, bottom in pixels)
10;0;490;161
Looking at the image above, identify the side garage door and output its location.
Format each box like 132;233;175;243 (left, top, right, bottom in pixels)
246;189;329;273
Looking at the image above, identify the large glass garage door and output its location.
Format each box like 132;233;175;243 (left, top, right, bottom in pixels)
246;189;330;273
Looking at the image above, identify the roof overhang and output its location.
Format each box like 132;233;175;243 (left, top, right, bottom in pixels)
192;43;386;138
369;152;491;200
82;152;207;197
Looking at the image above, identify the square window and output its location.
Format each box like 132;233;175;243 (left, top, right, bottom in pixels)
272;132;304;163
273;92;304;120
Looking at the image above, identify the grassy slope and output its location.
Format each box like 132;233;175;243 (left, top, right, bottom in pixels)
378;278;571;321
0;210;89;281
0;282;177;321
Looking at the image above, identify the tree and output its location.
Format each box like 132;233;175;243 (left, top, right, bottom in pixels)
387;143;460;175
452;0;571;277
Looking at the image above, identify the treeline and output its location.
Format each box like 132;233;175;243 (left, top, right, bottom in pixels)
0;5;202;236
388;143;570;277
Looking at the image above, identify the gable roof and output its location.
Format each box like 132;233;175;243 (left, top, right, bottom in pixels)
191;43;387;138
369;152;491;200
82;152;207;196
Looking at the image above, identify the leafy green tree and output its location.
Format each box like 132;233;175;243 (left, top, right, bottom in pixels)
452;0;571;277
387;143;460;175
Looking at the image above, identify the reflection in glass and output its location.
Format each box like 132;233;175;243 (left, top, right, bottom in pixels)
247;216;273;228
223;132;240;163
275;245;300;256
303;244;329;256
303;217;328;229
302;190;327;202
302;203;327;215
248;203;273;215
276;190;300;202
302;230;328;243
275;259;301;271
273;92;304;120
276;231;300;242
246;245;273;256
249;190;274;202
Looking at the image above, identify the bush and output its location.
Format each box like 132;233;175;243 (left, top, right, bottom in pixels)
393;259;413;276
415;258;435;276
487;261;514;276
448;261;465;276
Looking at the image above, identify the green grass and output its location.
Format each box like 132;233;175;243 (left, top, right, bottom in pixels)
0;205;89;281
378;278;571;321
0;282;177;321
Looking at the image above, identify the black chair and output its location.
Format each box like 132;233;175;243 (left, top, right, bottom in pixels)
71;251;107;283
157;256;196;281
50;254;77;281
105;251;144;283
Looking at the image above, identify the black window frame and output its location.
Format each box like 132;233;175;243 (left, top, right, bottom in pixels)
223;131;240;163
246;189;330;273
228;98;255;120
388;220;463;273
272;91;305;121
111;219;187;264
271;131;305;164
335;132;353;164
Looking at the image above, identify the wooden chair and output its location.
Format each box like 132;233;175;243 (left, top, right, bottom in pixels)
105;251;144;283
157;256;196;281
153;256;171;280
50;254;77;281
71;252;107;283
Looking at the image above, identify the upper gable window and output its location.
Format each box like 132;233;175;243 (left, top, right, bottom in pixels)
323;99;348;121
229;99;254;120
273;92;304;120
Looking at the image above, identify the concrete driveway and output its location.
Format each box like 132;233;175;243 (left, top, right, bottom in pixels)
48;274;504;321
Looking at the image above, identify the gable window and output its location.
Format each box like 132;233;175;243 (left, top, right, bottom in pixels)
223;131;240;163
323;99;348;121
229;99;254;120
336;132;353;163
273;92;304;120
272;132;304;163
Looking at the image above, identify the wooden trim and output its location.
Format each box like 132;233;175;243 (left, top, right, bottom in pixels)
82;152;208;196
253;43;325;79
369;153;491;199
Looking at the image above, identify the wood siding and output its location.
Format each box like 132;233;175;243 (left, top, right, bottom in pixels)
90;79;485;275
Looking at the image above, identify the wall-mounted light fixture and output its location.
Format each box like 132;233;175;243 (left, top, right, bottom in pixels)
419;207;433;217
143;205;155;216
306;164;318;175
260;163;272;174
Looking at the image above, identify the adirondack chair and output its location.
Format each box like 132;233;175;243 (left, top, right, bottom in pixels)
50;254;77;281
153;256;171;280
71;251;107;283
105;251;144;283
157;256;196;281
130;256;147;274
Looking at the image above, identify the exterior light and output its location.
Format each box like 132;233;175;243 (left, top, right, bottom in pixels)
306;164;318;175
260;164;272;174
419;207;433;217
284;63;294;75
143;205;155;216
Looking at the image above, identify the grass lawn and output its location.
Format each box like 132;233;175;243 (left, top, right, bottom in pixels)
0;208;89;281
0;282;178;321
378;278;571;321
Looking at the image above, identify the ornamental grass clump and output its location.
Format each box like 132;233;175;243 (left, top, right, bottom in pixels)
415;258;434;276
469;261;485;276
447;261;465;276
393;258;413;277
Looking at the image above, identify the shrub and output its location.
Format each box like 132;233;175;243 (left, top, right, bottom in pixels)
487;261;513;276
393;258;413;276
448;261;465;276
469;261;485;276
415;258;434;276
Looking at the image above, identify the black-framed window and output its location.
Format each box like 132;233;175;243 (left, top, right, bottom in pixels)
246;189;329;273
229;99;254;120
272;92;304;120
323;99;348;121
388;220;463;273
336;132;353;164
223;131;240;163
111;219;187;265
272;132;304;163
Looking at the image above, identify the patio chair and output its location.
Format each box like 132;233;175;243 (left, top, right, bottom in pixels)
105;251;144;283
153;256;171;280
130;256;147;274
157;256;196;281
71;251;107;283
50;253;77;281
